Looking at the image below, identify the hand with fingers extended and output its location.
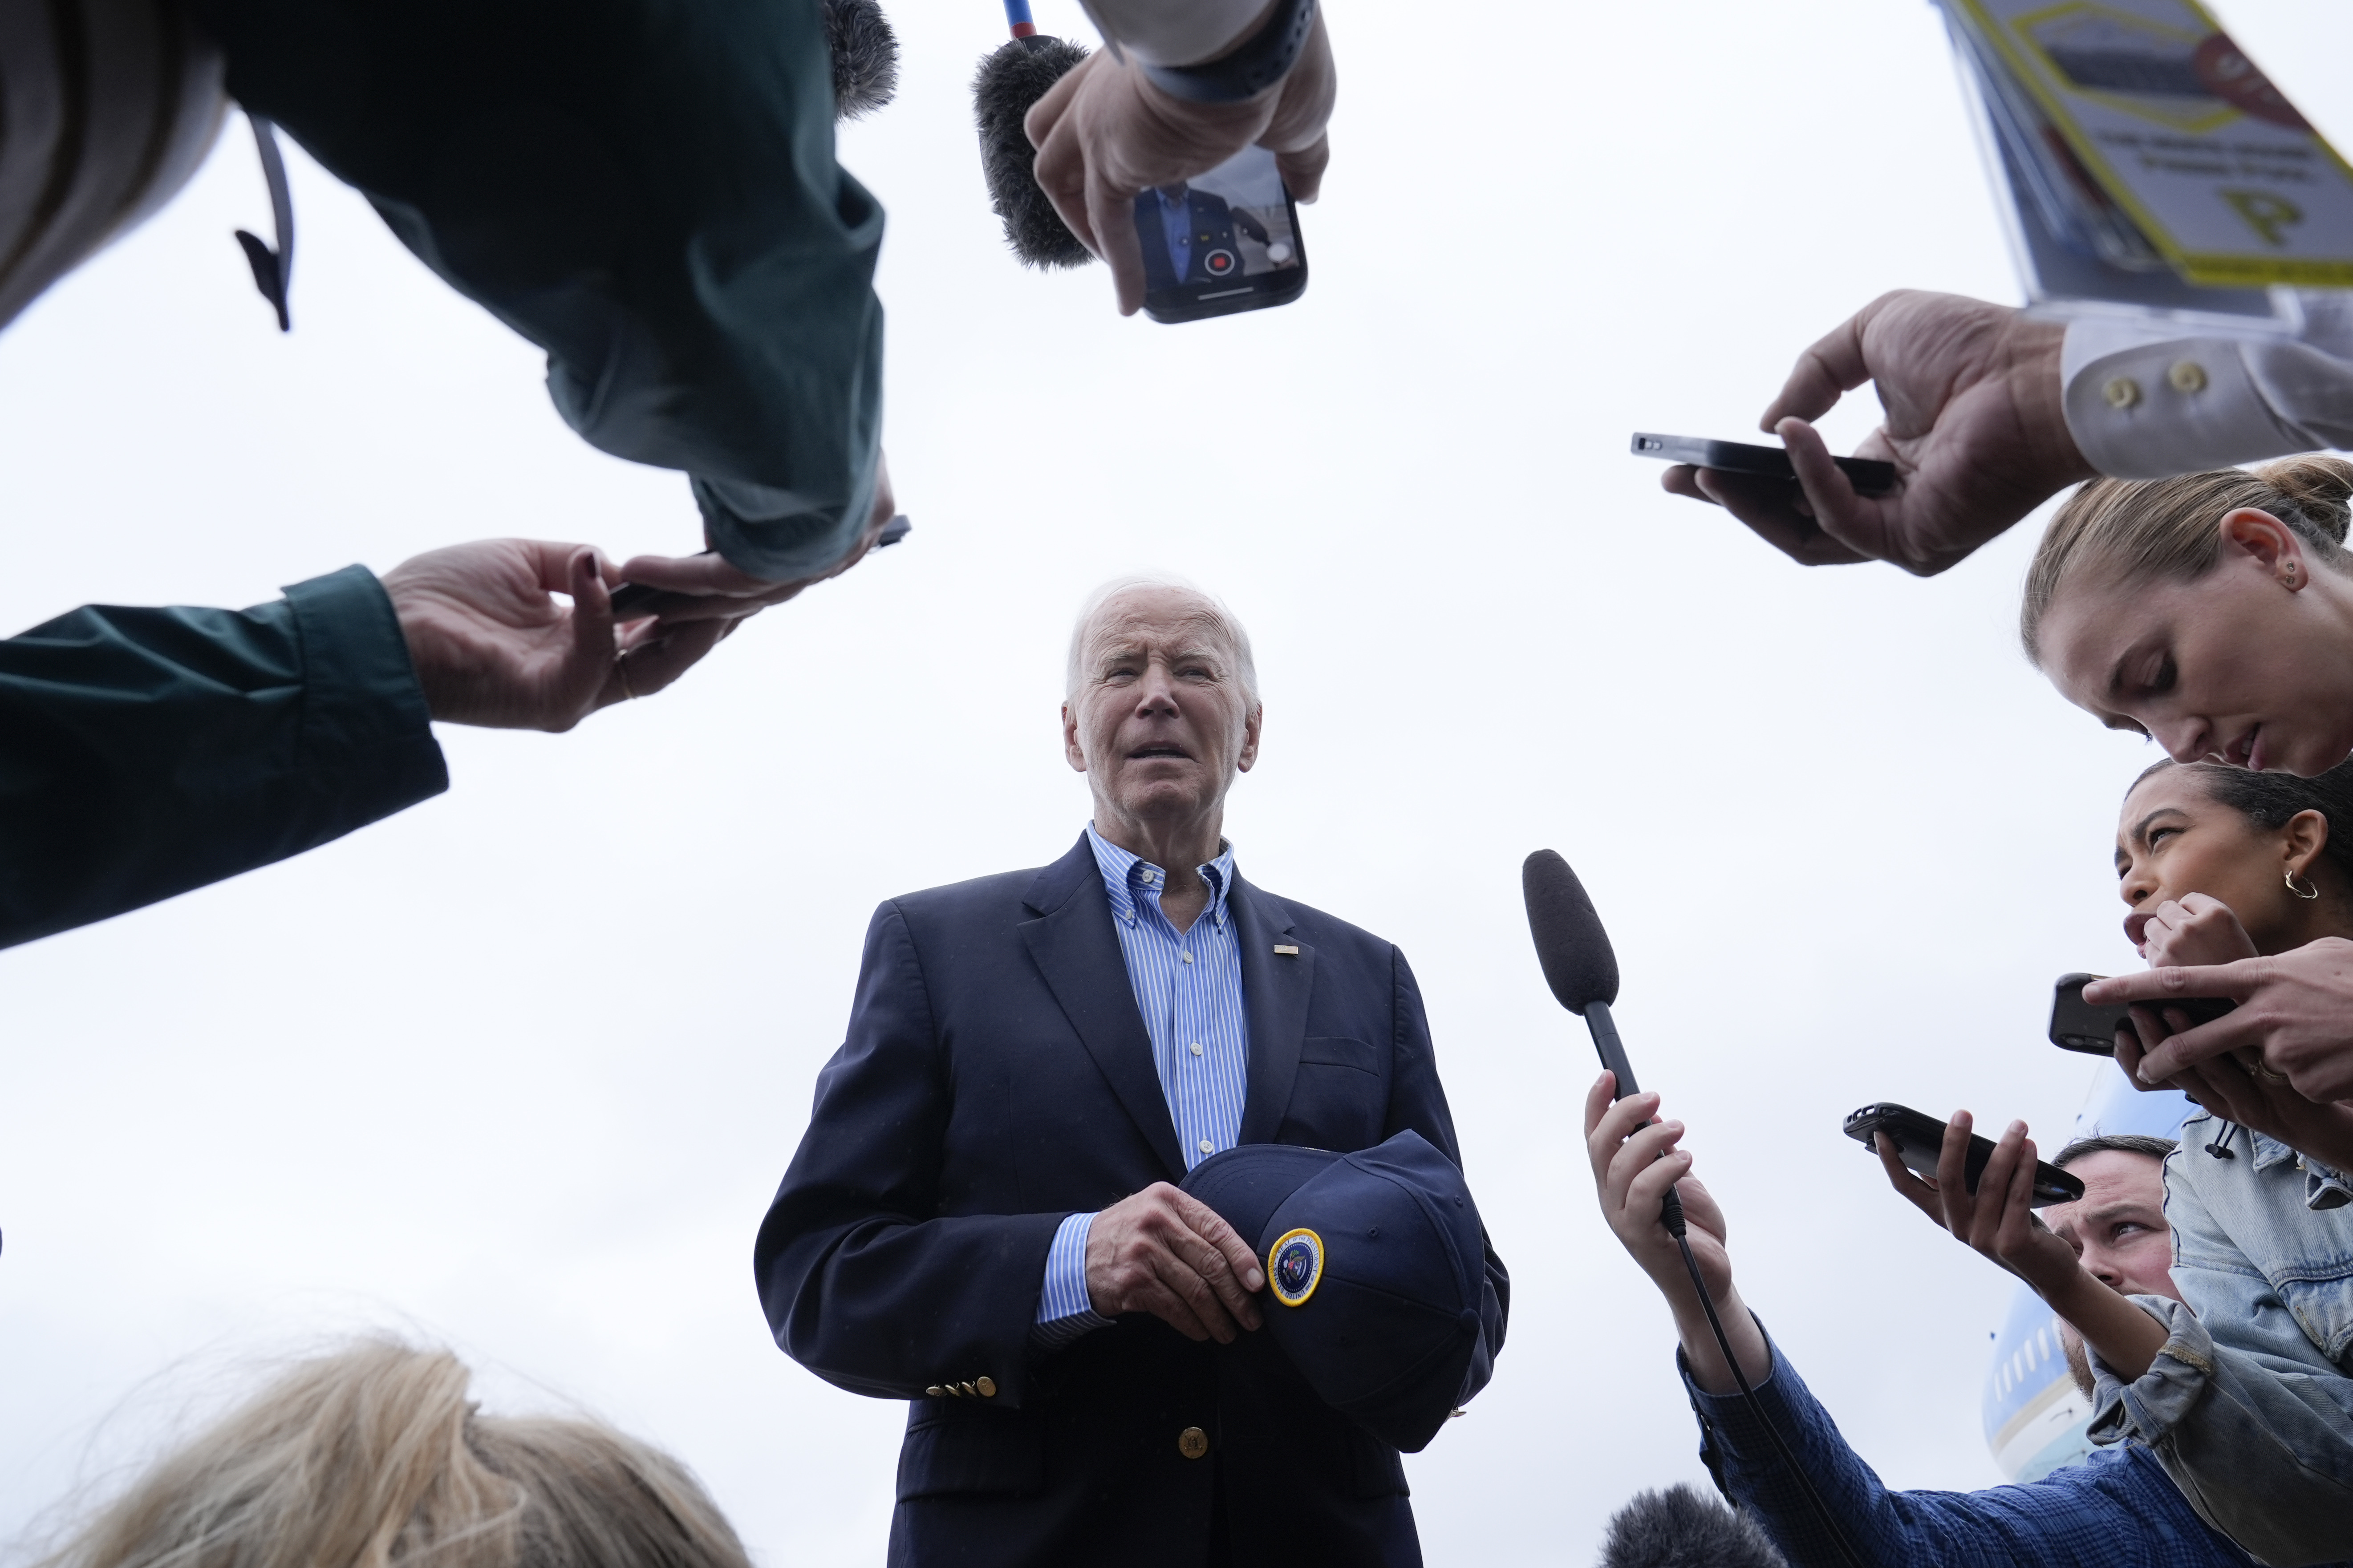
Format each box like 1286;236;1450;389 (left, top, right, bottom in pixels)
1025;14;1333;317
1875;1111;2166;1379
2114;1001;2353;1174
615;456;897;627
1662;291;2093;575
1582;1074;1766;1394
382;539;732;731
2087;939;2353;1103
1874;1113;2078;1295
1085;1181;1267;1343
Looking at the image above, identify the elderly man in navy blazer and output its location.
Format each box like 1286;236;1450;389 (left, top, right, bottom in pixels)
754;576;1507;1568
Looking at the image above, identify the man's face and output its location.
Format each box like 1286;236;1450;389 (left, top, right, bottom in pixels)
1063;588;1260;832
2043;1150;2176;1302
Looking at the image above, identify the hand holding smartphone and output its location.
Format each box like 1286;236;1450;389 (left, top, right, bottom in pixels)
1843;1102;2084;1206
1631;433;1897;496
2049;971;2232;1055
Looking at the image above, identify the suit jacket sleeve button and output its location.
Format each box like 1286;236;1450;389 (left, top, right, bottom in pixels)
960;1381;978;1397
976;1376;998;1397
1178;1426;1210;1459
926;1386;946;1398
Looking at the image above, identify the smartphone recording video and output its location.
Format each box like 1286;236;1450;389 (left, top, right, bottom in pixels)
1133;145;1307;325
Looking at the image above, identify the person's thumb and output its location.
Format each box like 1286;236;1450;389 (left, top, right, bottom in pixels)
1271;133;1328;204
564;547;616;720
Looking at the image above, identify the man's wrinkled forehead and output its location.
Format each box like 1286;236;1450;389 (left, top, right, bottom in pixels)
1078;592;1239;671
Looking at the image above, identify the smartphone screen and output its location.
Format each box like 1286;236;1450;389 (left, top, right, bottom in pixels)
1134;145;1307;324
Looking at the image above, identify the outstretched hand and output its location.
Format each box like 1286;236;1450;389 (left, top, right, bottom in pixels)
1878;1111;2168;1381
615;455;897;625
1875;1112;2080;1296
2087;940;2353;1102
1582;1073;1764;1393
2114;1002;2353;1175
1026;15;1334;316
383;539;730;730
1662;291;2093;575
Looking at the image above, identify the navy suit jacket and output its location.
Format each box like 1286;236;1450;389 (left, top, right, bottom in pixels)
754;835;1508;1568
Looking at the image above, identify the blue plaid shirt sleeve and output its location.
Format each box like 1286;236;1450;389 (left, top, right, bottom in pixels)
1681;1323;2285;1568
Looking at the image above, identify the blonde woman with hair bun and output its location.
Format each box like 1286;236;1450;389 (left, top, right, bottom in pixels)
2024;454;2353;778
32;1341;753;1568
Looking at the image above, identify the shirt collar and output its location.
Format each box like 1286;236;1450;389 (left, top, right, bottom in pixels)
1085;823;1236;929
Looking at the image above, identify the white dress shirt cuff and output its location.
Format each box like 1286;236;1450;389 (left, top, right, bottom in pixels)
1032;1211;1114;1350
2062;318;2313;479
1078;0;1271;66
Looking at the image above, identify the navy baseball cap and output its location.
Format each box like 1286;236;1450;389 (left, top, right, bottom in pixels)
1180;1129;1491;1453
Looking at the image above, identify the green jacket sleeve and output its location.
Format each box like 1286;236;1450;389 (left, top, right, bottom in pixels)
0;566;448;949
196;0;886;582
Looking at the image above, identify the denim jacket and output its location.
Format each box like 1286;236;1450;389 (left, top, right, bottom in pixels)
2088;1113;2353;1566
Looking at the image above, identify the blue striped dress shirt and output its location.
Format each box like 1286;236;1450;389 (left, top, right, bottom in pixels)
1033;824;1251;1345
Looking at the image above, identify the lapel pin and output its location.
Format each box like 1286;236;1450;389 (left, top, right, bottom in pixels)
1274;944;1299;956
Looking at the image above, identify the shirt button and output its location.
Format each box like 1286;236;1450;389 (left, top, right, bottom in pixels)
1198;1138;1214;1155
2169;360;2208;393
1190;1042;1204;1057
1181;952;1193;964
2103;375;2142;409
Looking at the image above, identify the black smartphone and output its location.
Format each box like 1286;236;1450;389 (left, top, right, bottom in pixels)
2049;971;2234;1056
1630;433;1898;496
608;516;912;620
1135;144;1306;325
1842;1102;2085;1206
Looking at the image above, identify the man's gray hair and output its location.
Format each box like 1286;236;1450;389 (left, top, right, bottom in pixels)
1064;572;1260;706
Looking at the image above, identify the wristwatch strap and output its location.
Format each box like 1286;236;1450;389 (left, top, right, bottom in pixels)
1139;0;1318;105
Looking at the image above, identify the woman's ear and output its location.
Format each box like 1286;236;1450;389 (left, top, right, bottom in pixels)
2219;507;2308;588
2284;807;2331;889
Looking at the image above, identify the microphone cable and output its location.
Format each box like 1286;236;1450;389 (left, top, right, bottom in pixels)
1657;1185;1869;1568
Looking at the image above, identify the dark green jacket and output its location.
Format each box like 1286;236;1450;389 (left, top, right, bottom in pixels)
196;0;887;581
0;568;446;949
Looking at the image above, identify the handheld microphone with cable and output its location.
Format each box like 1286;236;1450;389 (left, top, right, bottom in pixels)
1521;850;1863;1568
971;0;1094;267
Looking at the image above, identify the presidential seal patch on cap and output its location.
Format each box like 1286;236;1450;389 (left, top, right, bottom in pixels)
1267;1228;1323;1307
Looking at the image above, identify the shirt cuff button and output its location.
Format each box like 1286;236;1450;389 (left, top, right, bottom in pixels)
2168;361;2208;393
2103;376;2142;409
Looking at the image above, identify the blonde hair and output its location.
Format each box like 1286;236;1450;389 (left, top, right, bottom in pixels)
35;1342;753;1568
2020;455;2353;663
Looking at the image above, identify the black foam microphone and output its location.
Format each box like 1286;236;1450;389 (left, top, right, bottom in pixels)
1599;1485;1787;1568
971;1;1094;267
824;0;902;120
1521;849;1636;1094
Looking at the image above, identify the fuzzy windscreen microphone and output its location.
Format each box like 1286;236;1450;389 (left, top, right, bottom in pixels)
972;29;1094;267
1599;1486;1788;1568
824;0;901;120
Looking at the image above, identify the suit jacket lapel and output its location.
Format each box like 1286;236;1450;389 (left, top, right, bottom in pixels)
1020;835;1185;1182
1232;876;1313;1147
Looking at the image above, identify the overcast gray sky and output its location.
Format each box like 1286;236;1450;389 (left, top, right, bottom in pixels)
6;1;2351;1561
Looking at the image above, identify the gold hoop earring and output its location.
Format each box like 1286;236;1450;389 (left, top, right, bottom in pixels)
2287;868;2321;900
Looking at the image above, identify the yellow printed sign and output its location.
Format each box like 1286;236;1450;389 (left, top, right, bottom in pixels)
1954;0;2353;286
